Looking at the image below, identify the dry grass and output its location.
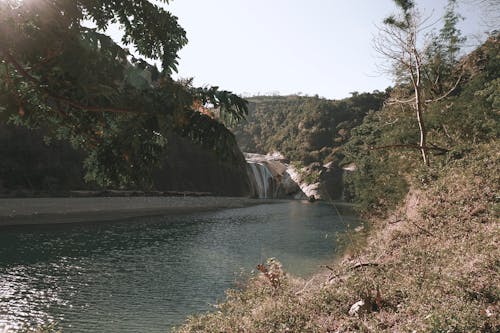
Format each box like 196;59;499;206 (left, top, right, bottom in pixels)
175;142;499;333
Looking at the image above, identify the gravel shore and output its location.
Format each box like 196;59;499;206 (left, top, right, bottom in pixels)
0;196;275;226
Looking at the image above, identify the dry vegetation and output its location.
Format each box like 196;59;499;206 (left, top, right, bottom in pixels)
175;142;499;332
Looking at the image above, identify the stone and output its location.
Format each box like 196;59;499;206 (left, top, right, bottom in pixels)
348;300;367;316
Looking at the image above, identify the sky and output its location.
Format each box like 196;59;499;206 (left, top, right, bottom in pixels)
154;0;490;100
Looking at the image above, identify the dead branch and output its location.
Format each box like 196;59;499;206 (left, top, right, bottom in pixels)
370;144;449;153
409;220;435;236
442;124;453;140
380;118;400;128
350;262;380;270
424;72;463;104
295;275;317;295
320;264;335;271
385;96;416;105
389;218;402;224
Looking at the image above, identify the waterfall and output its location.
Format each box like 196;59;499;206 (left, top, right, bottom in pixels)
245;152;305;199
247;162;274;198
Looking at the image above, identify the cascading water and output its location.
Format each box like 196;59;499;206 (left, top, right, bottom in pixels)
247;162;274;198
244;152;306;199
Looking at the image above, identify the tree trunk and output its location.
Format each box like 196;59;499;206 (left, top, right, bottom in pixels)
414;85;429;166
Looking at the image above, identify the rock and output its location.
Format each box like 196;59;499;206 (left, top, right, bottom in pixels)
323;161;335;169
317;164;343;200
287;166;321;199
354;225;364;232
348;300;367;316
244;151;346;200
485;305;495;317
154;134;252;196
280;171;302;195
294;192;308;200
267;151;288;162
342;163;357;172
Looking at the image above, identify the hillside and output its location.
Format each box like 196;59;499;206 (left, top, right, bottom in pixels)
176;35;500;332
176;141;498;332
232;92;386;166
342;34;500;212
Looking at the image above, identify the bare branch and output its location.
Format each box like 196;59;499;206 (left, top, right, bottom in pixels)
424;72;463;103
370;144;449;153
385;96;416;105
351;262;379;270
409;220;435;236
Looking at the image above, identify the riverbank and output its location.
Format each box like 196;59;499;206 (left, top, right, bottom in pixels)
175;144;499;332
0;196;278;226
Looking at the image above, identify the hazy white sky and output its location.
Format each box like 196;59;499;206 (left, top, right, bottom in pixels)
157;0;489;99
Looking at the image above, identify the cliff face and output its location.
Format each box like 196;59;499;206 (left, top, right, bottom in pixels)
287;161;344;201
154;134;252;196
0;124;88;194
0;125;252;197
244;152;344;200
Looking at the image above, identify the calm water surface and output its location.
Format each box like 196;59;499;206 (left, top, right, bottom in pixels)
0;200;358;332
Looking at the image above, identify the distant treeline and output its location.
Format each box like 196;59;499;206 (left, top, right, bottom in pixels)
232;91;387;165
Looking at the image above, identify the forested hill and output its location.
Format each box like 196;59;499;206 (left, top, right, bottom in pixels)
231;92;386;165
176;32;500;333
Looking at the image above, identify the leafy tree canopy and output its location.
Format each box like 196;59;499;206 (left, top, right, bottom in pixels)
343;34;499;212
0;0;248;188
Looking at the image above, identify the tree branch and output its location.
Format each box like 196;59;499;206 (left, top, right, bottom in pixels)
350;262;379;270
409;220;435;236
1;49;141;114
371;144;449;153
424;71;463;104
385;96;416;105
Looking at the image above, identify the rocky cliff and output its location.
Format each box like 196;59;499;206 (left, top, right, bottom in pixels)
154;134;252;196
0;124;252;197
244;152;344;200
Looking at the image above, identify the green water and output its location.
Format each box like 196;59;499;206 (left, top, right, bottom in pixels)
0;200;358;332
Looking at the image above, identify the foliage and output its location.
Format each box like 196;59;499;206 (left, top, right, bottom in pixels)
232;92;386;166
0;0;248;188
342;110;412;212
422;0;465;97
175;18;499;333
344;34;499;213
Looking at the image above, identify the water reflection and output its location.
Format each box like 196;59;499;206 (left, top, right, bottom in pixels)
0;201;358;332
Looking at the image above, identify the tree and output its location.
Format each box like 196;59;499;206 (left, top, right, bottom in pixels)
374;0;464;165
423;0;465;96
0;0;248;187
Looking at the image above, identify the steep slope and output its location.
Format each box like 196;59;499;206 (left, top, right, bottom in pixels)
343;34;500;212
0;124;252;197
176;35;500;333
176;141;499;332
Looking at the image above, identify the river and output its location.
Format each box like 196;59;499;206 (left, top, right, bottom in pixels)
0;200;358;332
